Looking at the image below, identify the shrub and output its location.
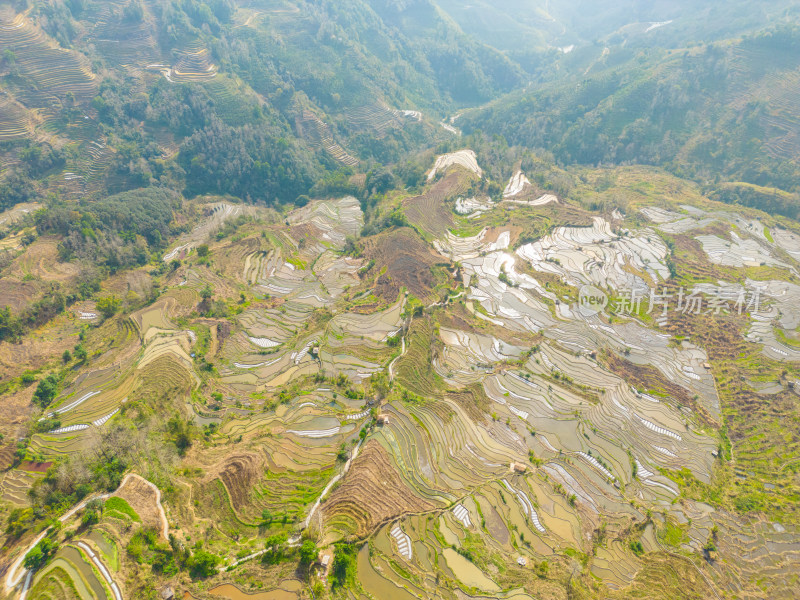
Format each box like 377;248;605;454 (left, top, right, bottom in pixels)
24;537;58;570
187;549;220;578
33;375;59;408
96;295;121;319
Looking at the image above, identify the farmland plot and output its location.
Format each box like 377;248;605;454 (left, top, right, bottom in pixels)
0;13;98;106
427;149;483;181
163;202;249;262
10;153;800;600
516;217;671;291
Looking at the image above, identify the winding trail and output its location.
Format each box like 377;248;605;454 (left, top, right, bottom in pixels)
387;336;406;382
4;473;167;598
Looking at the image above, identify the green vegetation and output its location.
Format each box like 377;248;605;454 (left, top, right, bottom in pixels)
658;521;689;548
463;24;800;200
33;374;60;408
24;536;58;570
104;497;141;522
331;543;358;589
127;529;183;576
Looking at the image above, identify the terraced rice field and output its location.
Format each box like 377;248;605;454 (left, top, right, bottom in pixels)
0;202;39;229
516;216;670;290
8;142;800;599
163;202;248;262
167;48;218;83
296;109;358;166
217;197;404;390
344;103;405;137
404;170;472;238
0;97;32;139
83;0;161;79
0;13;98;106
502;170;531;198
427;149;482;181
283;155;800;597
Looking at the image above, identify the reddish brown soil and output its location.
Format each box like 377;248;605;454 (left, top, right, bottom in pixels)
602;351;698;414
18;461;53;473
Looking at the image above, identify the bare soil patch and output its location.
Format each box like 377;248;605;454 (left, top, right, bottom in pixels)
117;474;164;531
362;227;448;303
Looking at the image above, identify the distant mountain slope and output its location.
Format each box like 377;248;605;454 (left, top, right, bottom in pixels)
434;0;800;52
460;25;800;197
0;0;532;210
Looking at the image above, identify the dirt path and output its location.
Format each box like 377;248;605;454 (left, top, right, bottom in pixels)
387;336;406;382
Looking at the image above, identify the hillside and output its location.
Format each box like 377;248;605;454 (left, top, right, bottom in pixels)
1;2;800;600
437;0;797;58
460;24;800;200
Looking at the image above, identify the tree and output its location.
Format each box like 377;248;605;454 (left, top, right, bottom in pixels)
33;375;59;408
536;559;549;578
6;507;34;538
123;0;144;22
370;371;390;400
262;533;288;565
186;549;220;578
23;545;44;570
96;295;121;319
73;344;87;362
62;350;72;363
167;417;193;456
196;244;209;257
299;540;317;566
24;537;58;570
0;306;24;342
331;544;356;588
81;499;104;528
199;285;214;315
82;507;101;527
179;119;315;205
